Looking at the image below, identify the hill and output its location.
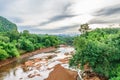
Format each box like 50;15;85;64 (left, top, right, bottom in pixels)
0;16;17;32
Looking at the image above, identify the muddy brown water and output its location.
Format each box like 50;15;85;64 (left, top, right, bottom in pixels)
0;58;28;80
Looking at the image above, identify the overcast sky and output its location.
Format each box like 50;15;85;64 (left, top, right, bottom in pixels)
0;0;120;34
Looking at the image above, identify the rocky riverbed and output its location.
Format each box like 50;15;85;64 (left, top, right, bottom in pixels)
0;46;78;80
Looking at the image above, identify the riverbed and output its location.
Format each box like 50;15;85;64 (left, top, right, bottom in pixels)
0;46;76;80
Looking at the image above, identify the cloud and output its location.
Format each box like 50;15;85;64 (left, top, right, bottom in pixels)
18;24;79;34
38;2;76;26
39;14;76;26
93;4;120;16
89;3;120;24
1;0;120;34
89;17;120;24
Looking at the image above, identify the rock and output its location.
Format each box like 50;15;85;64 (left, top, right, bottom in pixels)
36;74;41;76
83;71;101;80
70;51;74;55
34;58;41;62
84;63;92;72
90;77;100;80
45;64;78;80
28;74;41;78
57;57;69;64
35;64;41;70
25;61;34;67
83;76;100;80
28;74;35;78
47;67;53;70
64;52;69;56
47;55;57;59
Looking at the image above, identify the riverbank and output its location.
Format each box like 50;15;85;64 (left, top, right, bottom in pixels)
0;47;56;68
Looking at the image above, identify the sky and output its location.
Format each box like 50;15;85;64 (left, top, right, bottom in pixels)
0;0;120;34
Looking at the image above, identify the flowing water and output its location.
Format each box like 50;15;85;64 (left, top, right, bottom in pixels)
0;46;75;80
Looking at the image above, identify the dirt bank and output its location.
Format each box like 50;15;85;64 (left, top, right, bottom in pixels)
45;64;78;80
0;47;56;68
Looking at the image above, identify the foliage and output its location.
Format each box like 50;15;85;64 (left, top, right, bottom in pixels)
79;23;90;34
0;41;20;58
57;35;75;45
0;49;9;60
0;16;17;32
70;28;120;79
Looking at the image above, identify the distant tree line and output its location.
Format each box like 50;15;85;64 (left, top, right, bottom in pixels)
57;35;75;46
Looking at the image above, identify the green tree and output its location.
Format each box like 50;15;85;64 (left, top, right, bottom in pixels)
0;36;10;42
18;38;34;52
5;30;19;41
0;49;9;60
4;43;20;57
45;39;51;47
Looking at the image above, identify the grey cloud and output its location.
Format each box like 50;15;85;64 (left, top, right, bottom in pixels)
38;2;76;26
89;4;120;24
36;24;78;32
89;18;120;24
51;24;79;32
39;14;76;26
18;24;79;34
61;2;72;14
93;4;120;16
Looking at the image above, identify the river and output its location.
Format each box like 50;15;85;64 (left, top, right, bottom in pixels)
0;46;75;80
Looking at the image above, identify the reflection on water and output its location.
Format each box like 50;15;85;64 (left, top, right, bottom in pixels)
0;62;19;80
0;58;28;80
